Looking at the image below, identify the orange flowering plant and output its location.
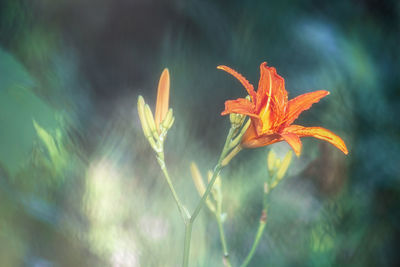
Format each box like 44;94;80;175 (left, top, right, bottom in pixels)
137;62;348;267
219;62;348;156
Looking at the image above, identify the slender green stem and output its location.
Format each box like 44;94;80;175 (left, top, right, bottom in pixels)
217;216;228;256
181;126;236;267
215;181;232;267
240;209;267;267
240;183;269;267
182;222;193;267
158;151;192;267
157;152;189;222
216;213;232;267
160;124;242;267
229;119;250;150
190;127;235;222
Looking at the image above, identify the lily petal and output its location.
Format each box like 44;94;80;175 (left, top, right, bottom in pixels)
221;98;257;117
281;132;302;156
241;122;282;148
217;65;257;102
256;62;287;116
155;68;170;131
285;125;348;154
284;90;329;126
241;121;258;145
242;134;282;149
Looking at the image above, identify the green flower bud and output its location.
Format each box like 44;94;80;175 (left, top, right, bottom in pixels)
137;96;152;138
229;113;245;129
144;104;158;139
161;108;174;130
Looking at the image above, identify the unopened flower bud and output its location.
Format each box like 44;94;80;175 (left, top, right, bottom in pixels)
269;150;293;189
229;113;245;129
167;116;175;129
190;162;216;213
267;149;277;174
138;96;151;138
276;151;292;181
144;104;158;139
161;108;174;130
191;162;206;196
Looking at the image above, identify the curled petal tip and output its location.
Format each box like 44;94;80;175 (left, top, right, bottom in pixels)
319;90;330;97
218;65;257;103
286;125;348;155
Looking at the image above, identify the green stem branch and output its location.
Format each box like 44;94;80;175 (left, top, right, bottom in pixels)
190;127;235;223
182;222;193;267
159;124;243;267
240;209;267;267
240;183;270;267
182;126;236;267
157;153;189;222
216;213;232;267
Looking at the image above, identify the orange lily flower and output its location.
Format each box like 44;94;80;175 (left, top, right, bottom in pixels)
155;68;170;133
219;62;348;156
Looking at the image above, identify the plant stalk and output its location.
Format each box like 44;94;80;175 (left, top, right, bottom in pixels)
240;209;267;267
216;213;232;267
190;127;235;222
182;126;236;267
240;182;270;267
157;153;189;222
182;222;193;267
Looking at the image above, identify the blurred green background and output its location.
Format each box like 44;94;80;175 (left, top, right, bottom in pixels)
0;0;399;266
